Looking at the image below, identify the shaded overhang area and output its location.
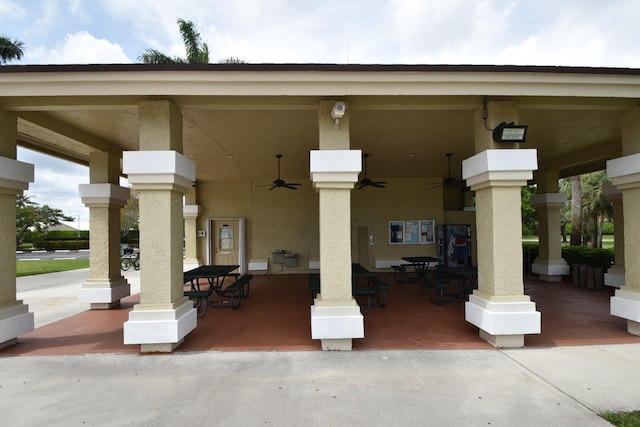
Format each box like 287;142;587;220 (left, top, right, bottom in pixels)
2;63;639;184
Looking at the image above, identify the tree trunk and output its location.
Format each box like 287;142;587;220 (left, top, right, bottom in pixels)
570;175;582;246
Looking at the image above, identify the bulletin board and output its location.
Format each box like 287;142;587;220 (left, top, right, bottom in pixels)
389;220;435;245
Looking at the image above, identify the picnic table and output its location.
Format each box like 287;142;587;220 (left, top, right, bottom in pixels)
183;265;252;317
395;256;439;282
421;265;478;305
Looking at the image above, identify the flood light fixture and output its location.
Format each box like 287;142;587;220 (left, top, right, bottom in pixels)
492;122;528;143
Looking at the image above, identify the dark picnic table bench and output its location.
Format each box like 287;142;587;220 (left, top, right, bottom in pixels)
182;265;252;317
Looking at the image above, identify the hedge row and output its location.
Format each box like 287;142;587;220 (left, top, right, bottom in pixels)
32;240;90;251
523;243;614;269
42;230;90;240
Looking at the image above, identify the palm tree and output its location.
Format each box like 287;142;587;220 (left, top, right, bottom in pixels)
0;35;25;65
138;18;209;64
220;57;246;64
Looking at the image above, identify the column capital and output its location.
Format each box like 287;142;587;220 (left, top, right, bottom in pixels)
607;153;640;189
79;183;130;207
530;192;567;209
0;156;34;194
183;204;200;219
462;149;537;190
123;151;195;193
309;150;361;189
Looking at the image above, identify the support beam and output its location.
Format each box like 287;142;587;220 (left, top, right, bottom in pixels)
310;100;363;351
123;101;196;353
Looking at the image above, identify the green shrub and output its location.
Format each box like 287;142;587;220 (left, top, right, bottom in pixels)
522;243;614;270
602;221;614;235
562;246;613;269
43;230;89;240
33;240;90;250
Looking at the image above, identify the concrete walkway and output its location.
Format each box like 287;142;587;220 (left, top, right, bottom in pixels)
16;268;140;328
1;345;639;426
4;271;639;425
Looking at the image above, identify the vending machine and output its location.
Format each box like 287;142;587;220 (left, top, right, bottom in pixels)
437;224;472;266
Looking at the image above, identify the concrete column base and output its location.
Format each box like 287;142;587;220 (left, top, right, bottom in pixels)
611;289;640;323
321;338;353;351
78;278;130;308
310;300;363;351
605;266;625;288
0;303;34;347
465;294;540;347
532;260;570;281
0;338;18;350
141;340;184;354
628;320;640;336
123;300;196;352
479;330;524;348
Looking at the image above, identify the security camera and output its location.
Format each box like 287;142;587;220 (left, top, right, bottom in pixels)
331;101;347;120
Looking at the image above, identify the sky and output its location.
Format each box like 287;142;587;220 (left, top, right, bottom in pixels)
3;0;640;222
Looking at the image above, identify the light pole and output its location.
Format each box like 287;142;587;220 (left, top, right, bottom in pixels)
77;215;80;240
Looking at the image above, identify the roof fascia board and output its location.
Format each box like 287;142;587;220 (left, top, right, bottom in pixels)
2;69;640;99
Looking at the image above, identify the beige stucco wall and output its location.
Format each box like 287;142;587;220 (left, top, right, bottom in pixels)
352;178;444;262
195;175;458;272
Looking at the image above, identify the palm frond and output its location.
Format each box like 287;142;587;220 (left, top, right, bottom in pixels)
137;48;180;64
0;35;25;64
177;18;209;63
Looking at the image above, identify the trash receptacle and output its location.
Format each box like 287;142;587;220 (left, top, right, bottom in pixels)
272;249;285;264
284;253;297;267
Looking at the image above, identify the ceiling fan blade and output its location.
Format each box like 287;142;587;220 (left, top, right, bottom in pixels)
370;183;386;188
283;184;299;190
268;185;277;190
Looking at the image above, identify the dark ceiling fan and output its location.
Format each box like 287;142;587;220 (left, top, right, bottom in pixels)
357;153;387;190
268;154;301;190
432;152;466;189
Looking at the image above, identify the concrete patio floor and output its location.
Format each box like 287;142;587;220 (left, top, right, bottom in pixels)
3;272;639;355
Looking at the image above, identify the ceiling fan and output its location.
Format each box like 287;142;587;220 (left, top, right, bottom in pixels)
432;152;466;189
357;153;387;190
267;154;301;190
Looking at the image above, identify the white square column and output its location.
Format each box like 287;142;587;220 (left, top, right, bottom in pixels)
463;149;541;348
78;182;131;308
0;153;35;348
607;152;640;334
531;192;570;280
123;150;197;352
310;100;364;351
310;150;363;350
123;101;196;353
603;184;625;288
183;196;201;271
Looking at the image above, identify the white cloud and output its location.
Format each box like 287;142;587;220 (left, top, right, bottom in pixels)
17;148;89;219
29;31;131;64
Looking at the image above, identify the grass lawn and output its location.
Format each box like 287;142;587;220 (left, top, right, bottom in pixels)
600;411;640;426
16;259;90;277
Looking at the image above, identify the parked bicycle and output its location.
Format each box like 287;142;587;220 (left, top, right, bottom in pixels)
120;251;140;271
